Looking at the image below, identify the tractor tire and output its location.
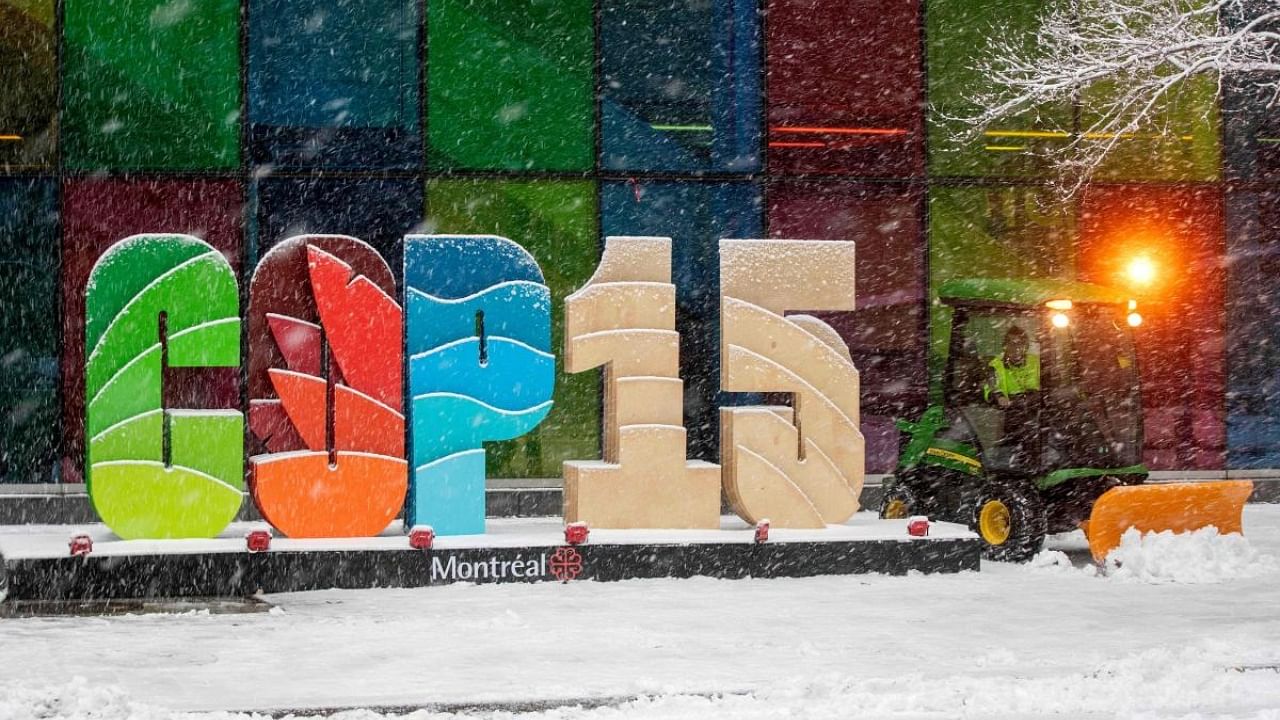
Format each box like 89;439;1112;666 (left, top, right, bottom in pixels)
879;482;917;520
971;481;1046;563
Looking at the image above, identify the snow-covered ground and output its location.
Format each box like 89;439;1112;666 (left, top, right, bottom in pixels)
3;506;1280;720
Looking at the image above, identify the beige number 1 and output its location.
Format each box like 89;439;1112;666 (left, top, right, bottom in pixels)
561;236;721;529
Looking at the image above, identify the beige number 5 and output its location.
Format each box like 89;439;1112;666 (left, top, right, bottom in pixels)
719;239;864;528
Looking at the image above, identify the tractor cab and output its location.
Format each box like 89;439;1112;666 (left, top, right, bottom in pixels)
940;279;1145;482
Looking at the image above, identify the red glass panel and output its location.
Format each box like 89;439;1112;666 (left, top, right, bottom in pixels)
61;179;243;483
767;181;927;472
766;0;924;177
1078;186;1226;470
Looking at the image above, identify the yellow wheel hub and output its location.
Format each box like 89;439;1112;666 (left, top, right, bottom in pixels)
883;498;909;519
978;499;1012;545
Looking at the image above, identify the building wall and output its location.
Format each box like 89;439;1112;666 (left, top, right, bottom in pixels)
1;0;1276;484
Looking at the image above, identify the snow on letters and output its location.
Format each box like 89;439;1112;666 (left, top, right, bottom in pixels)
82;233;860;541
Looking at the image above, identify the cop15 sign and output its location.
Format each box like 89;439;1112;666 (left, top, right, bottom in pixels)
85;233;864;540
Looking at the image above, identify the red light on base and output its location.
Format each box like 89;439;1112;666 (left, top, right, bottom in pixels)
68;533;93;557
408;525;435;550
907;516;931;537
565;522;589;545
245;529;272;553
755;519;770;544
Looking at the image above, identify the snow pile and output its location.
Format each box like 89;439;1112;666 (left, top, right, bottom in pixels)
0;679;265;720
0;679;154;720
1028;548;1098;577
1104;527;1277;584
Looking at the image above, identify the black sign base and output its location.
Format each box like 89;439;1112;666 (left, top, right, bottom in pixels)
1;529;980;603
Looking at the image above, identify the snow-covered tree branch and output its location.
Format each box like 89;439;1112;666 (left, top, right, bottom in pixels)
944;0;1279;194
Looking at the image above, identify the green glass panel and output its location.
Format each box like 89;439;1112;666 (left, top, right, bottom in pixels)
428;0;593;171
63;0;240;170
927;0;1068;178
1079;0;1220;181
927;186;1077;398
1084;78;1220;182
0;0;56;169
426;179;600;478
928;0;1220;181
0;179;58;483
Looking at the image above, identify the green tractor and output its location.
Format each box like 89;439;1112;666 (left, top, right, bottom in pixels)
881;278;1249;562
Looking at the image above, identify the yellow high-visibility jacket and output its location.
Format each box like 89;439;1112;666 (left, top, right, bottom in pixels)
983;354;1040;401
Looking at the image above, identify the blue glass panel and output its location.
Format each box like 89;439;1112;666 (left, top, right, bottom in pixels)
602;180;762;460
601;0;762;173
250;178;423;276
0;179;59;483
1226;188;1280;468
248;0;421;170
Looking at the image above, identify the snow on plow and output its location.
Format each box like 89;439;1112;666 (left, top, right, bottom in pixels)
1083;481;1254;564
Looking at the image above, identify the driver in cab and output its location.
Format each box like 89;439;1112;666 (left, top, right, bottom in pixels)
983;325;1040;408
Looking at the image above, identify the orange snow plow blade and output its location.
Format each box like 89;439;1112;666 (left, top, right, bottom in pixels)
1083;481;1253;564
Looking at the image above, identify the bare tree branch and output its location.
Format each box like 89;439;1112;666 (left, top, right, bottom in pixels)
940;0;1280;196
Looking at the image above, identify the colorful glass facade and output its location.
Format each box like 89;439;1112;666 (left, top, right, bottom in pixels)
0;0;1276;483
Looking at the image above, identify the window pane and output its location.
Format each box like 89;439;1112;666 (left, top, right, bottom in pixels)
1077;186;1226;469
1225;80;1280;182
766;0;923;177
601;0;761;173
928;0;1218;181
0;0;55;170
768;182;926;473
428;0;593;171
61;179;244;484
1084;78;1221;183
249;0;421;171
1224;1;1280;183
927;0;1068;179
251;178;422;275
0;179;58;483
64;0;240;170
1226;189;1278;468
426;179;599;478
601;180;762;460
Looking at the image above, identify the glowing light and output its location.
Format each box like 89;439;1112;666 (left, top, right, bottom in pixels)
1045;299;1073;310
985;129;1069;139
1051;312;1070;328
0;135;21;142
771;126;908;136
1127;299;1138;311
768;141;826;148
985;145;1026;152
649;124;712;132
985;129;1198;142
1126;256;1157;286
1127;312;1143;327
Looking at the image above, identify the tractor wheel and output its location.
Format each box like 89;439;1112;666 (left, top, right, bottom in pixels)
879;483;917;520
971;481;1046;563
